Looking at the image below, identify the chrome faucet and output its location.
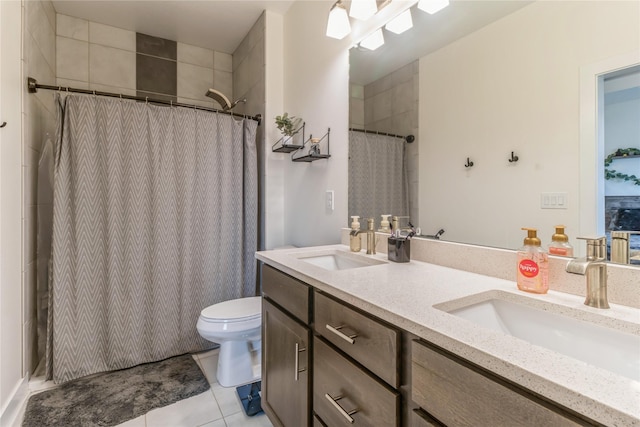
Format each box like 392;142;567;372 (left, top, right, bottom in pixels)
366;218;376;255
565;237;609;309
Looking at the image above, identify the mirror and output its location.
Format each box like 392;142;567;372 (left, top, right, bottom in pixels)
349;0;640;264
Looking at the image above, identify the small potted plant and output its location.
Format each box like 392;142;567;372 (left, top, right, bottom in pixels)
275;113;303;138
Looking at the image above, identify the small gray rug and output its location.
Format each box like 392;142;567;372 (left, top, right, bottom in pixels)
22;354;210;427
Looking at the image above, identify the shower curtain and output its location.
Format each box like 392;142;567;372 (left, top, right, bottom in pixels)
349;131;408;223
47;94;258;383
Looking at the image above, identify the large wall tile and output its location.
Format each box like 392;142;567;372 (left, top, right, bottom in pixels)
178;42;213;68
214;51;232;72
90;22;135;52
57;14;88;41
177;62;214;102
57;36;88;82
90;44;135;89
137;33;177;60
137;54;176;96
28;1;56;72
213;70;233;101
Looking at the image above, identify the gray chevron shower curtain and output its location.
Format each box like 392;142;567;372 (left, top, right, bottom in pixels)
348;131;408;223
47;94;258;383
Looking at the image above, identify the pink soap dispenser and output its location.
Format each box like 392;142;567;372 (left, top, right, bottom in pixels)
517;228;549;294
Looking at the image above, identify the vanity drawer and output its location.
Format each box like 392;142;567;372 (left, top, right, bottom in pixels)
411;340;587;427
314;291;400;387
262;264;310;324
411;409;445;427
313;336;399;426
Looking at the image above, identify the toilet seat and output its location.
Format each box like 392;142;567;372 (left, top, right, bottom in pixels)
200;296;261;323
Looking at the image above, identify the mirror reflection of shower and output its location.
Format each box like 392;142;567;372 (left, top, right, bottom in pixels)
205;88;247;111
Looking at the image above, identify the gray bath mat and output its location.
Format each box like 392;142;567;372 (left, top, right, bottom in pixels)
22;354;210;427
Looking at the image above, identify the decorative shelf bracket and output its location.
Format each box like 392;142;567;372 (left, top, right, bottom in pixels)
272;122;305;153
292;128;331;162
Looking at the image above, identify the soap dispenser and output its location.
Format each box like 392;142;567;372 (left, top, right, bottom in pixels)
517;228;549;294
379;215;391;233
350;216;361;252
548;225;574;257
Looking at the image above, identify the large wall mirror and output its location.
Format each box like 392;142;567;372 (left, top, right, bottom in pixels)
349;0;640;264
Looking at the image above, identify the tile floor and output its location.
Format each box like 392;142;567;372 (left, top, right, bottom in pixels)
18;349;273;427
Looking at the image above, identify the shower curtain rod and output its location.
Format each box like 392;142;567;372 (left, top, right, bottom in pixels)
349;127;414;143
27;77;262;125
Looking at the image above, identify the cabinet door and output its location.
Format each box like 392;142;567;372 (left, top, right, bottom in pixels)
262;298;311;427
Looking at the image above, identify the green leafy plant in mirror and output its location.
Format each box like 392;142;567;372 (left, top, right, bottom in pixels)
275;113;302;137
604;148;640;186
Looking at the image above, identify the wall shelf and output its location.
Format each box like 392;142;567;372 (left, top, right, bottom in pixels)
292;128;331;162
272;122;305;153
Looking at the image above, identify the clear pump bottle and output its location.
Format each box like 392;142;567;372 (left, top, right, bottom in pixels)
548;225;573;257
350;216;361;252
517;228;549;294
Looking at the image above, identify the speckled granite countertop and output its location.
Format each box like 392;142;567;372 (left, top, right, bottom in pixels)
256;244;640;427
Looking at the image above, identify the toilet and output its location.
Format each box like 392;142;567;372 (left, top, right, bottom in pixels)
196;296;262;387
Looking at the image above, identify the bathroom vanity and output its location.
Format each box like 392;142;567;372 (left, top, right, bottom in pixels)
257;245;640;427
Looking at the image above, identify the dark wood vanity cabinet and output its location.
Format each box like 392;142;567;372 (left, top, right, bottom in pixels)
262;265;311;427
261;263;601;427
411;340;593;427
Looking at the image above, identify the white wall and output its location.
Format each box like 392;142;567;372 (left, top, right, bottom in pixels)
263;11;285;250
1;0;27;421
281;1;350;247
418;1;640;250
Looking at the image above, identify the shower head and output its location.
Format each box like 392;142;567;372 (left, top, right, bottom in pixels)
205;89;247;111
205;88;232;110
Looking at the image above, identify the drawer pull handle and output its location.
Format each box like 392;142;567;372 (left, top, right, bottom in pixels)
326;324;357;344
294;342;306;381
325;393;358;424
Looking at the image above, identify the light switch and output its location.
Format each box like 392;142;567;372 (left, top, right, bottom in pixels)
326;190;334;211
541;192;568;209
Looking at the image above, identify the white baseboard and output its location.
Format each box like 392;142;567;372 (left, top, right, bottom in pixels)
0;376;29;427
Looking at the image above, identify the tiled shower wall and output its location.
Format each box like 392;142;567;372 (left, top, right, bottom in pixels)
233;13;266;256
23;0;57;376
349;61;420;225
56;14;234;108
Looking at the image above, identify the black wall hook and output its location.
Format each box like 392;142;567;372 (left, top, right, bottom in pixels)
508;151;519;163
465;157;474;168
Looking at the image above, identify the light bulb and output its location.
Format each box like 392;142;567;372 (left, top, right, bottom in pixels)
349;0;377;21
385;9;413;34
326;1;351;39
360;28;384;51
417;0;450;15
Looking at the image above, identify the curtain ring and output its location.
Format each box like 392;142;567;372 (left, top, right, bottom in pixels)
119;93;123;100
145;97;148;104
170;100;173;107
93;90;96;96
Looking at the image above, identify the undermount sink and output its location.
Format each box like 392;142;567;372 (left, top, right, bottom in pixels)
435;291;640;382
297;250;385;271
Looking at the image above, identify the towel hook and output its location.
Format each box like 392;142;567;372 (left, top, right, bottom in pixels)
465;157;474;168
508;151;519;163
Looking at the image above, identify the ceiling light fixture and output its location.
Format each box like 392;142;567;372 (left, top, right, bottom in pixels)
360;28;385;50
385;9;413;34
417;0;450;14
326;0;351;39
349;0;378;21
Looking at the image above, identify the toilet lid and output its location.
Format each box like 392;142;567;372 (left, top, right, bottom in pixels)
200;296;262;321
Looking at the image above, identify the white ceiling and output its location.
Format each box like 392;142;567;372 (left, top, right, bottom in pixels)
52;0;296;53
